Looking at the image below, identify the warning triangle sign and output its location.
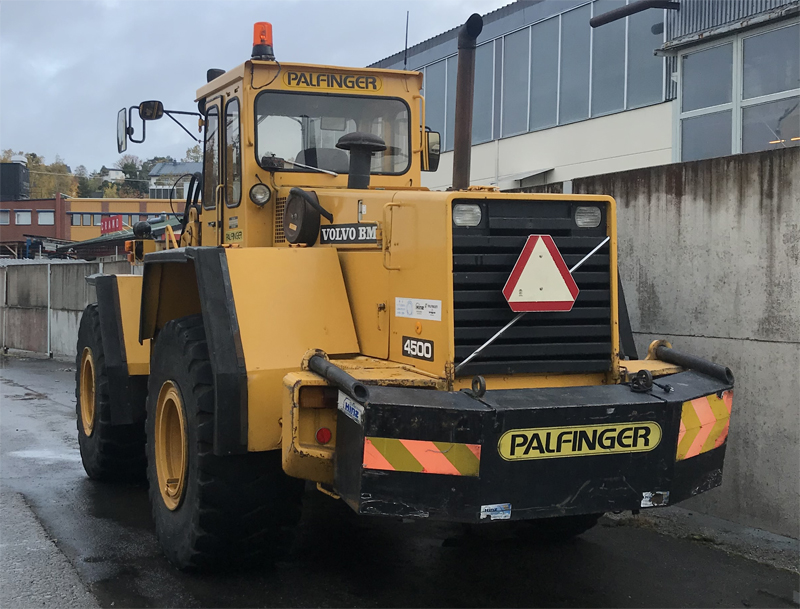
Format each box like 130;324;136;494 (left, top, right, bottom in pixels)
502;235;579;312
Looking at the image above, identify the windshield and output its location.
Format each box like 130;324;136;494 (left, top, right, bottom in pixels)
255;91;411;174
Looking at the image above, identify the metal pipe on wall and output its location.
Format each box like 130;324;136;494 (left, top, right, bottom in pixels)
451;13;483;191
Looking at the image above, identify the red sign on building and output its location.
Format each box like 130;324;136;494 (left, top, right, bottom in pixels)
100;215;123;234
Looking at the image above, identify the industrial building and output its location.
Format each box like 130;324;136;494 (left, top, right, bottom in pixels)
371;0;799;189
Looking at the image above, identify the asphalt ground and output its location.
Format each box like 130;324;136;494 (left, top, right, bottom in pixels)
1;354;798;608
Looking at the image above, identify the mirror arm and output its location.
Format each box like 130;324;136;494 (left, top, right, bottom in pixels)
163;111;200;143
127;106;146;143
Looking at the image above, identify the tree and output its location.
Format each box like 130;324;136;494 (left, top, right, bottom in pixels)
182;145;202;162
103;183;119;198
114;154;142;171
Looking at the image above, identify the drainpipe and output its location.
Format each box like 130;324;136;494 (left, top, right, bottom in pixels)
451;13;483;191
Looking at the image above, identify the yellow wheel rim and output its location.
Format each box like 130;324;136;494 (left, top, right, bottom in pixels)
155;381;188;511
79;347;96;436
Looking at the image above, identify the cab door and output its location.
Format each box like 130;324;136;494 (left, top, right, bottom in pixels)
201;100;222;246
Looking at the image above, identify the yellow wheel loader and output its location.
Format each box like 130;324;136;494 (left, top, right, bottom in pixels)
76;16;735;570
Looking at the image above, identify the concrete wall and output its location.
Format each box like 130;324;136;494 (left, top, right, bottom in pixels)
422;102;675;191
1;260;132;359
524;147;799;538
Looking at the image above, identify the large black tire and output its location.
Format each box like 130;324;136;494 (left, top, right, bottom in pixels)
75;304;146;481
518;513;602;543
146;315;304;571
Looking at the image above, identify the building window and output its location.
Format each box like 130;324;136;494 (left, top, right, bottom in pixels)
529;17;559;131
0;210;9;225
15;210;31;225
38;211;55;225
473;42;494;143
425;60;446;149
82;213;91;226
501;28;530;137
627;6;665;108
93;214;102;226
559;5;592;124
71;214;81;226
591;0;626;117
678;21;799;161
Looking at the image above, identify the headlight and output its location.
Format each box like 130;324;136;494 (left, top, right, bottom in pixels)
575;206;602;228
249;183;271;206
453;203;482;227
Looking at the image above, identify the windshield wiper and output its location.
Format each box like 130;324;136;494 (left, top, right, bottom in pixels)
282;158;338;177
260;154;338;177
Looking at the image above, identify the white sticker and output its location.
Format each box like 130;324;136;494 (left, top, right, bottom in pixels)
394;297;442;321
338;391;364;425
480;503;512;520
641;491;670;508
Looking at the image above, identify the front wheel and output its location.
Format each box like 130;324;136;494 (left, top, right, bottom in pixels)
146;315;304;571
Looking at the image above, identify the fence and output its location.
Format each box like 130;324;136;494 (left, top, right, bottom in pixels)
1;260;133;359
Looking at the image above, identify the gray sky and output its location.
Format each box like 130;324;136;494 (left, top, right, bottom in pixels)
0;0;506;173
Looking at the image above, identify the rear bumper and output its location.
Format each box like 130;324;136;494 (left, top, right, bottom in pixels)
334;370;732;521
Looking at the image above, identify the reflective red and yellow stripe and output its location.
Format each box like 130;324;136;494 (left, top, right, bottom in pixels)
676;390;733;461
363;437;481;477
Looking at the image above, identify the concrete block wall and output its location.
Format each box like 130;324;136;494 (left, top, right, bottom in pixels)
569;148;799;538
1;260;131;359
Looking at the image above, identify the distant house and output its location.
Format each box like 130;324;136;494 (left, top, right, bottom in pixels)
148;162;202;199
99;167;125;183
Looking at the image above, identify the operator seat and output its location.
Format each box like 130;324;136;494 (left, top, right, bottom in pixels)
295;148;350;173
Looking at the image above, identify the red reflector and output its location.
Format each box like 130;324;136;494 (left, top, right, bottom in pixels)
316;427;332;445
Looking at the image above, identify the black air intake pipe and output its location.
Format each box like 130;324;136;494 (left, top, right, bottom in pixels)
656;345;734;385
308;355;370;403
451;13;483;191
336;132;386;189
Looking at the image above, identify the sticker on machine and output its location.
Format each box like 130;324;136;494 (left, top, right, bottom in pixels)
395;297;442;321
480;503;511;520
338;391;364;425
497;422;662;461
320;223;378;245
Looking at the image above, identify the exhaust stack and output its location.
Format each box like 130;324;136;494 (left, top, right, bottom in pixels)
451;13;483;191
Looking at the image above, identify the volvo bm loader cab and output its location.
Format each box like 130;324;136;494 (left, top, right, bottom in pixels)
78;17;735;570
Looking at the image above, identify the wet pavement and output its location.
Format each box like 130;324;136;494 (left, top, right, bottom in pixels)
1;354;798;608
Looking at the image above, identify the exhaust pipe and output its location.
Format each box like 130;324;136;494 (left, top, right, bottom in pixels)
451;13;483;191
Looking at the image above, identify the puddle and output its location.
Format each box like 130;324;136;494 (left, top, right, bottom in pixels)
8;448;83;462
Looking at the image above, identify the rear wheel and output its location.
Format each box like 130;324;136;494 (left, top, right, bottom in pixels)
146;315;304;571
518;513;602;543
76;304;146;481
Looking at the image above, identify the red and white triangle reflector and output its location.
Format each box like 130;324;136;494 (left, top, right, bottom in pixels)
502;235;579;312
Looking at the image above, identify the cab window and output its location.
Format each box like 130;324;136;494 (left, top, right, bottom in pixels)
203;104;220;210
225;98;241;207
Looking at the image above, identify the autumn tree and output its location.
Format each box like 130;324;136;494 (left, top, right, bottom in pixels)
182;145;202;162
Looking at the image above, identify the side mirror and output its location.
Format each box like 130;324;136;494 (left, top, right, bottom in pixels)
422;130;441;172
117;108;128;153
139;100;164;121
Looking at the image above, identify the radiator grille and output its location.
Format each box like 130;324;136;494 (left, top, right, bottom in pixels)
452;199;612;377
274;196;286;244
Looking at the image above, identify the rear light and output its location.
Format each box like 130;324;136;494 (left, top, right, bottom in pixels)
575;206;602;228
453;203;482;227
316;427;332;445
299;386;338;408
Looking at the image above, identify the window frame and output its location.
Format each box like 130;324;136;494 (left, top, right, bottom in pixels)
675;19;800;162
15;210;32;225
0;210;9;225
37;210;55;226
225;96;242;208
253;90;413;176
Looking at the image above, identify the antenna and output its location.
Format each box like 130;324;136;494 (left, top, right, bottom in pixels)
403;10;409;70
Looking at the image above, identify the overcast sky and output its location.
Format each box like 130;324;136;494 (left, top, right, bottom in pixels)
0;0;506;173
